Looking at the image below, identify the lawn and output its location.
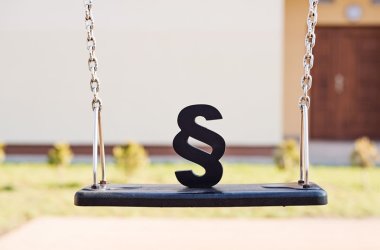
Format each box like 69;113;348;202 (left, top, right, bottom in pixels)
0;163;380;234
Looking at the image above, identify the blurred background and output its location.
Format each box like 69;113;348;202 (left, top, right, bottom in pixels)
0;0;380;249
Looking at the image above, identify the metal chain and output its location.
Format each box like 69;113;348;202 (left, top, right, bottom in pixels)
84;0;101;109
84;0;106;189
299;0;319;188
299;0;319;108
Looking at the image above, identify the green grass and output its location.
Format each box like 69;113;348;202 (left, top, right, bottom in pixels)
0;163;380;234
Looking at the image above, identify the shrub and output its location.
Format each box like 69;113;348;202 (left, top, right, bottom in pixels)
0;143;5;164
113;141;149;174
350;137;378;168
47;143;73;167
273;139;300;170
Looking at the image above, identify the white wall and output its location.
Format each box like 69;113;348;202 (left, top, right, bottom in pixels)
0;0;284;146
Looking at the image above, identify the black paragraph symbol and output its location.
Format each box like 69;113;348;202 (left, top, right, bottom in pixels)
173;104;226;188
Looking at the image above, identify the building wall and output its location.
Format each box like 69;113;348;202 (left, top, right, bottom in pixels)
284;0;380;138
0;0;284;146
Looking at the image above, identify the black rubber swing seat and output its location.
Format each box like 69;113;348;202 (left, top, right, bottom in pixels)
74;182;327;207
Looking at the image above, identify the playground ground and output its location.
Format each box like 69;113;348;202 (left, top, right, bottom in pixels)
0;217;379;250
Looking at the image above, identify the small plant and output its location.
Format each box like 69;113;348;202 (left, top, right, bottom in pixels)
0;143;5;164
0;185;14;192
113;141;149;174
47;143;73;167
273;139;300;170
350;137;378;168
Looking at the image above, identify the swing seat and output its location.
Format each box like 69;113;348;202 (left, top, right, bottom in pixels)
74;182;327;207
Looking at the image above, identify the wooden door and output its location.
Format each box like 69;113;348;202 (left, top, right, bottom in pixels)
311;27;380;140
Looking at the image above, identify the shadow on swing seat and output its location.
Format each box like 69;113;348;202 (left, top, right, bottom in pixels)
74;182;327;207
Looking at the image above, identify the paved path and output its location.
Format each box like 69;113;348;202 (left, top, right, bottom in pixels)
0;217;379;250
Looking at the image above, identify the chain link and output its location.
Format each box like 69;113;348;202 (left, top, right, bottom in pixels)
299;0;319;109
84;0;102;111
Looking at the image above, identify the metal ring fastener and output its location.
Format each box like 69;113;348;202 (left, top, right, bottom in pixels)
88;57;98;71
87;37;96;51
90;78;100;92
307;11;318;24
85;19;94;30
92;98;102;111
303;53;314;69
301;74;313;90
305;32;316;48
299;96;311;110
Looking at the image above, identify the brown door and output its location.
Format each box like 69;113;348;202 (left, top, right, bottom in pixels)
311;27;380;140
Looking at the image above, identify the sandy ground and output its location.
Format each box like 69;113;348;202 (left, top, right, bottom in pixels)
0;217;379;250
